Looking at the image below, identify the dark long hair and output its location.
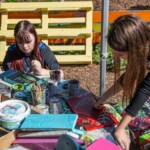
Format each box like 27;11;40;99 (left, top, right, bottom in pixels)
12;20;42;70
108;14;150;101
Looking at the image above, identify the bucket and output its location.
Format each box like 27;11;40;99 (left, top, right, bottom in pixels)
0;99;31;129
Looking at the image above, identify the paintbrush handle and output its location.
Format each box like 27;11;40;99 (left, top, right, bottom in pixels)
51;70;60;79
86;84;99;102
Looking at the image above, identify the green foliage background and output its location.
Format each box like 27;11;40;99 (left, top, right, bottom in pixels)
92;44;127;71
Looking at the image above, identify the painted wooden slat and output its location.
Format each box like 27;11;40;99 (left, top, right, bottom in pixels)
0;41;7;62
1;12;7;30
6;34;100;45
2;8;87;12
48;17;85;24
4;33;100;45
0;30;14;38
37;29;91;38
48;11;85;18
8;19;41;24
0;29;91;38
42;9;48;30
50;45;85;51
8;12;41;19
5;45;85;52
86;9;93;57
86;36;92;56
0;2;92;10
56;55;92;64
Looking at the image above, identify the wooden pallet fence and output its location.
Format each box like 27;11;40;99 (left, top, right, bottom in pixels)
2;10;148;45
0;3;149;64
0;1;93;64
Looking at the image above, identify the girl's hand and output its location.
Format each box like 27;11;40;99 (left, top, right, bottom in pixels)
94;99;103;109
31;60;42;69
114;127;130;150
31;60;42;75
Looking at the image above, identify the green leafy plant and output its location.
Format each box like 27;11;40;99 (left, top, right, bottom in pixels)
92;44;127;71
106;45;114;71
7;0;17;2
92;44;100;64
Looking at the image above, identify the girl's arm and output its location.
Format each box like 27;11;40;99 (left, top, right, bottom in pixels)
31;60;49;76
31;59;64;79
35;67;64;79
114;114;133;150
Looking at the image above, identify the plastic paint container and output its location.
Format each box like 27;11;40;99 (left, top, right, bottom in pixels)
46;81;57;103
0;99;31;129
35;104;49;114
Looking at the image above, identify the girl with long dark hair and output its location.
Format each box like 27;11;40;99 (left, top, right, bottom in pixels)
3;20;63;77
95;14;150;150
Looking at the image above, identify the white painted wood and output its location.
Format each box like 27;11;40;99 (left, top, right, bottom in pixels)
48;17;85;24
50;45;85;51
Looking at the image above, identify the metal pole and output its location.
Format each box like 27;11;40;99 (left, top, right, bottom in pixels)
100;0;109;96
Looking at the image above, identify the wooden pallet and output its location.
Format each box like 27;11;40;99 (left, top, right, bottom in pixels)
0;2;149;64
0;10;149;45
0;1;93;64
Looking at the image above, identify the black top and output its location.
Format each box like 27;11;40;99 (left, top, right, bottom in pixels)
2;42;60;73
125;72;150;117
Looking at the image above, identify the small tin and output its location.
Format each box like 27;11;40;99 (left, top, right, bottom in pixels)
46;81;57;103
35;104;49;114
49;96;62;114
68;79;80;96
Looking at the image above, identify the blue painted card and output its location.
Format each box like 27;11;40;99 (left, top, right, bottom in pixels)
19;114;78;130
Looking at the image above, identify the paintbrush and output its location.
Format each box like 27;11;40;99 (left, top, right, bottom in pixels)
86;84;99;102
45;66;60;78
45;65;50;71
51;70;60;80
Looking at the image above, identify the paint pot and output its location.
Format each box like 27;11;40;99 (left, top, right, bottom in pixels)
12;83;24;99
68;79;80;96
49;96;62;114
46;81;57;103
35;104;49;114
12;83;24;91
0;99;31;129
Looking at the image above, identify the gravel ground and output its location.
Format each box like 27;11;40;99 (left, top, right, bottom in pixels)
62;64;123;104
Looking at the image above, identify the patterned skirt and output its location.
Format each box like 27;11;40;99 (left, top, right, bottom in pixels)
125;99;150;150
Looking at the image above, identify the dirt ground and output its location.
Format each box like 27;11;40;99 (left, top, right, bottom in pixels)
93;0;150;11
62;0;150;103
66;0;150;11
62;64;123;104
